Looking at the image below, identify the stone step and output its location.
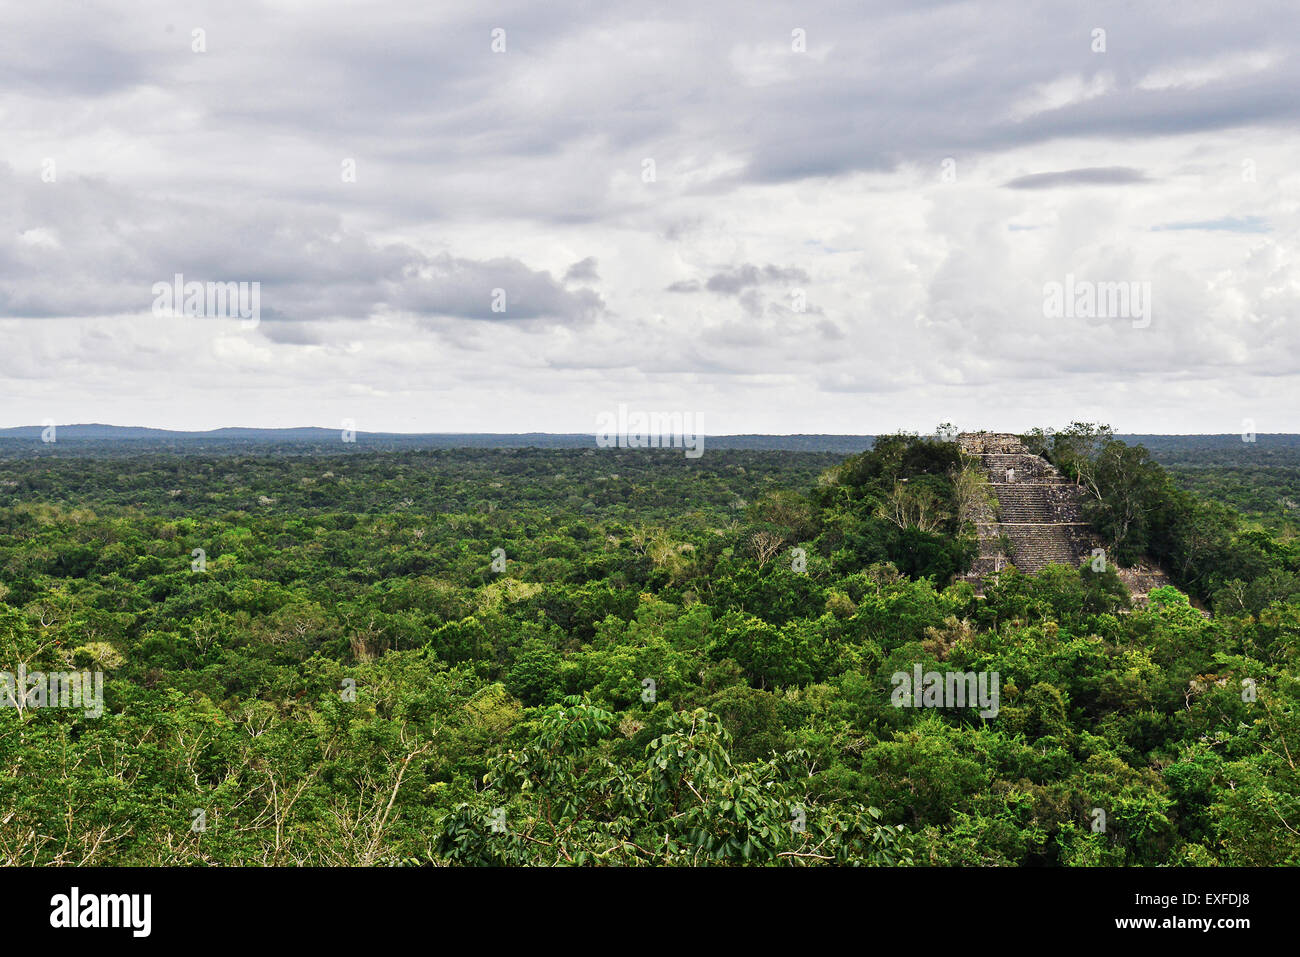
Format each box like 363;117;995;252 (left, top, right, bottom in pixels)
992;482;1088;524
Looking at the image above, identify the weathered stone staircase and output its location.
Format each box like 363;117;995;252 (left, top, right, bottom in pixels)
957;432;1172;599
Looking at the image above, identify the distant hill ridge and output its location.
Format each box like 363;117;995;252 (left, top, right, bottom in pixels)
0;424;874;452
1;424;1297;454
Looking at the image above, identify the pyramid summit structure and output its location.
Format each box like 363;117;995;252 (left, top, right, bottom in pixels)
957;432;1172;598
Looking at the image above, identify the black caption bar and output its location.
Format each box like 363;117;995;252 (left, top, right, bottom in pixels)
3;866;1291;945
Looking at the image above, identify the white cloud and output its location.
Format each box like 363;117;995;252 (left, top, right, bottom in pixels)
0;1;1298;433
1137;50;1279;92
1009;73;1115;122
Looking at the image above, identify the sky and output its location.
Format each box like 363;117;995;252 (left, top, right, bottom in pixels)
0;0;1297;435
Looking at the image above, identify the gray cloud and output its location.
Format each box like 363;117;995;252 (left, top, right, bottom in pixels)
1003;167;1151;189
1153;216;1270;233
387;254;603;322
563;257;600;282
705;264;810;295
0;166;601;325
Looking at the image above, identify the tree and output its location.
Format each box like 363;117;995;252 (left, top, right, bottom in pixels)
877;481;951;533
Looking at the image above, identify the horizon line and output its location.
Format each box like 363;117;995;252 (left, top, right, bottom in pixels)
0;423;1293;439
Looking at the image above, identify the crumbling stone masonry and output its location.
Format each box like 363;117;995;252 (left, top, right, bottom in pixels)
957;432;1172;599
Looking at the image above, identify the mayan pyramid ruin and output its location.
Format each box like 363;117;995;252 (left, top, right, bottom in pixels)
957;432;1172;599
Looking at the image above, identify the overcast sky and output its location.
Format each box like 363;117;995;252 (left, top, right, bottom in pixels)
1;1;1297;434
